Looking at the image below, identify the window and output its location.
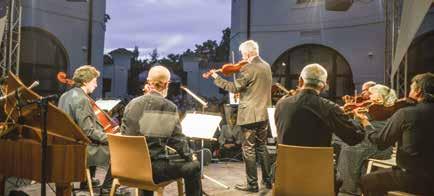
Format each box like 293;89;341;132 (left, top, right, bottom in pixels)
103;78;112;97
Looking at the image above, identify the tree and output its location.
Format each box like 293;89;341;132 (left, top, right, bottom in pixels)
159;53;182;72
194;40;219;61
148;48;159;65
216;27;231;62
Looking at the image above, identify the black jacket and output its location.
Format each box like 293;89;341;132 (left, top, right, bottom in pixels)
367;101;434;175
275;89;364;147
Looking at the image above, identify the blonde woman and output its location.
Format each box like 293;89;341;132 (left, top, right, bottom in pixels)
337;84;396;195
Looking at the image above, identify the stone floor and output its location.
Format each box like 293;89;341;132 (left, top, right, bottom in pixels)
6;162;272;196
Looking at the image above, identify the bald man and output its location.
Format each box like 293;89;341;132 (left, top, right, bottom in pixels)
120;65;202;196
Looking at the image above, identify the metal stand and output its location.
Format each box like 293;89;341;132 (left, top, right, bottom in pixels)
200;139;230;190
23;94;57;196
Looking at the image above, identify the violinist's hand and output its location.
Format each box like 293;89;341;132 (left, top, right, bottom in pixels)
353;108;371;128
209;69;219;79
192;153;197;161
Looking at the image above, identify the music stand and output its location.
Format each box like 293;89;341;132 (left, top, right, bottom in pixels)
181;113;230;190
267;107;277;138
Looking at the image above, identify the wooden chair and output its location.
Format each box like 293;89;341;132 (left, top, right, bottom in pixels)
366;157;396;174
273;144;334;196
388;191;419;196
107;134;184;196
366;144;397;174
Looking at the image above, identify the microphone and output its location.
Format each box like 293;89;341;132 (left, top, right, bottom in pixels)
0;80;40;101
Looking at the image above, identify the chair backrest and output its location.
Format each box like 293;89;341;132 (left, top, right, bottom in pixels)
274;144;334;196
107;134;155;187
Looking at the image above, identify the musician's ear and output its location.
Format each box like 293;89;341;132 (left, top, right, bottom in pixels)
298;77;304;87
164;81;170;89
415;86;423;98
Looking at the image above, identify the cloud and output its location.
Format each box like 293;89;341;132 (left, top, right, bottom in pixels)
104;0;230;58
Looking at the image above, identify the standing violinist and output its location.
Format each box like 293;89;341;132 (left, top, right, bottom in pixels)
337;84;396;196
205;40;273;192
357;73;434;195
58;65;113;193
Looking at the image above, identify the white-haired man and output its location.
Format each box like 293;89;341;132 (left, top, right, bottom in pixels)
121;65;202;196
275;63;364;193
275;63;364;146
206;40;273;192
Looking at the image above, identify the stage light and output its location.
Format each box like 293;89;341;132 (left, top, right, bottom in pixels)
325;0;353;11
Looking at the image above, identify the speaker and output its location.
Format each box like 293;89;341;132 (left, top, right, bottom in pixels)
325;0;353;11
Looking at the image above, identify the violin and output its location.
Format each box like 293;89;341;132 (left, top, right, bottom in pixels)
345;97;416;121
274;83;299;96
342;95;368;105
202;60;248;79
57;72;120;133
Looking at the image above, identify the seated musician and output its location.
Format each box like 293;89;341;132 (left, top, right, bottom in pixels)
120;65;202;196
218;112;242;160
274;63;365;193
357;73;434;195
342;81;376;105
57;65;113;193
360;81;376;100
337;84;396;195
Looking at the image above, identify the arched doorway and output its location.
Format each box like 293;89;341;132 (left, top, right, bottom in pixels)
19;27;68;96
272;44;354;101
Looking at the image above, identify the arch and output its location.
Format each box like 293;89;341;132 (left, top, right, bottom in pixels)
19;26;69;96
272;44;354;101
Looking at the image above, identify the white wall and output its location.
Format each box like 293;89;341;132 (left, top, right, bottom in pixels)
108;53;131;98
182;56;224;101
231;0;386;90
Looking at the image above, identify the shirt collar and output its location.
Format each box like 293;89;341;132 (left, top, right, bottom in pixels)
299;88;320;96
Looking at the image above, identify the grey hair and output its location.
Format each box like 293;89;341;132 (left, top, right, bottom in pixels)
239;40;259;55
368;84;398;106
300;63;328;89
362;81;377;90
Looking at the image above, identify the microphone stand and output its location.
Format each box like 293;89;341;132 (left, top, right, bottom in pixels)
21;94;57;196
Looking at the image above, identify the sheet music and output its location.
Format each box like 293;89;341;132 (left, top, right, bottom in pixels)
181;113;222;139
95;99;121;111
267;108;277;138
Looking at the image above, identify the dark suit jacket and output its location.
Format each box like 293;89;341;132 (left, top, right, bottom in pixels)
368;101;434;175
214;56;272;125
275;89;364;147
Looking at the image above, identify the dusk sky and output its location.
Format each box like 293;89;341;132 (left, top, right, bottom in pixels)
104;0;231;59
